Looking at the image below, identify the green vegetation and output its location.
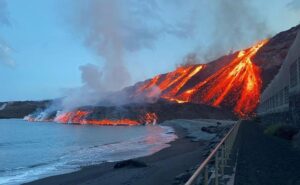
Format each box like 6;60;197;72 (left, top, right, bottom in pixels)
264;123;299;140
264;123;283;136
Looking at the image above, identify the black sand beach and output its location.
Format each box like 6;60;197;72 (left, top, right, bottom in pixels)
25;119;233;185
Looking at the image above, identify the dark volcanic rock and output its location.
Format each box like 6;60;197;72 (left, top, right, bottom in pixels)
275;126;299;140
201;126;219;134
114;159;147;169
83;100;236;123
173;172;191;185
0;99;237;121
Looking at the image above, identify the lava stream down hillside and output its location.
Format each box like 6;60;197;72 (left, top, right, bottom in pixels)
135;40;269;118
24;40;268;125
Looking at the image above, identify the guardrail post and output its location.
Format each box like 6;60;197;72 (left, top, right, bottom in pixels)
221;144;225;176
215;150;219;185
204;166;208;185
184;122;241;185
229;133;233;151
224;141;227;165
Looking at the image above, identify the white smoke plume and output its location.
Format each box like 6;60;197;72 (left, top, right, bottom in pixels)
288;0;300;11
0;0;14;67
62;0;193;110
60;0;269;110
177;0;269;64
201;0;269;62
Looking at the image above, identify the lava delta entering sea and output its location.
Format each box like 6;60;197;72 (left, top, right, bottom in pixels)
25;40;269;125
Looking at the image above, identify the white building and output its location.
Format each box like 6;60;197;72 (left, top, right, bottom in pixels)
258;30;300;118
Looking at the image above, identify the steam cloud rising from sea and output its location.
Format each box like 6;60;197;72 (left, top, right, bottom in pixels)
60;0;269;110
62;0;193;110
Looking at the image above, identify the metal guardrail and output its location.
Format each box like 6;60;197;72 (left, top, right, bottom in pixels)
185;121;241;185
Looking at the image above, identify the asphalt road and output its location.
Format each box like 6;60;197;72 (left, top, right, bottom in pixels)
234;121;300;185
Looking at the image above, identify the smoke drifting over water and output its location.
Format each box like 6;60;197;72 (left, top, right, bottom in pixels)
61;64;108;110
74;0;129;92
63;0;193;110
60;0;270;110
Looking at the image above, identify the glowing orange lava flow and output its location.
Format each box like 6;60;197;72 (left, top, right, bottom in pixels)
81;119;140;126
161;65;204;102
54;110;157;126
135;39;268;117
136;65;204;102
54;111;90;123
142;112;158;125
181;40;268;117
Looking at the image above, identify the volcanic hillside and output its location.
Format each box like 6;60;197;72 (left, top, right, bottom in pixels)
126;25;300;118
1;25;299;125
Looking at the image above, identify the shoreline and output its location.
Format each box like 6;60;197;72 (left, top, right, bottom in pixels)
24;119;234;185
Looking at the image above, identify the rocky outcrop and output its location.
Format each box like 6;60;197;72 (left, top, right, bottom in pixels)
114;160;147;169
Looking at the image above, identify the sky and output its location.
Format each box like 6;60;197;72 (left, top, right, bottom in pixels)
0;0;299;102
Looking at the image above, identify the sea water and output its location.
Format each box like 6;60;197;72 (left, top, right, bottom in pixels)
0;119;177;185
